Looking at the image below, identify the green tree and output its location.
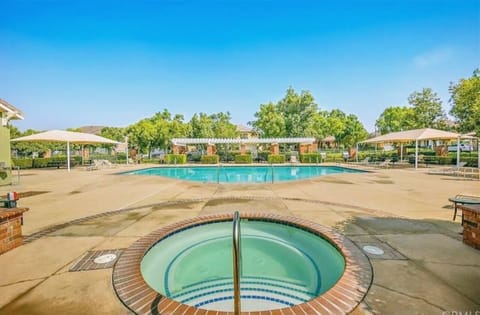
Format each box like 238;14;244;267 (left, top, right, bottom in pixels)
375;106;415;134
449;69;480;134
276;87;318;137
408;88;446;129
250;102;286;137
100;127;126;142
342;114;369;147
210;112;238;138
188;113;215;138
127;118;157;157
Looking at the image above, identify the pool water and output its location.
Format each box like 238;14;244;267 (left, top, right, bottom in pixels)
141;220;345;311
124;165;363;183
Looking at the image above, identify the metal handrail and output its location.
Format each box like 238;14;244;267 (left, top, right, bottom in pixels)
232;211;241;315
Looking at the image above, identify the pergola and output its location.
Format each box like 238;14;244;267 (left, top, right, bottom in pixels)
172;137;315;145
171;137;317;156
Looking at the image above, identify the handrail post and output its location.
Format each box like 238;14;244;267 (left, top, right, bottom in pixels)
233;211;241;315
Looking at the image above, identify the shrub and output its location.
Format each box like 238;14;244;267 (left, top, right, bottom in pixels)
299;153;321;163
33;158;49;168
165;154;186;164
201;155;219;164
11;158;33;169
235;154;252;164
142;158;160;164
267;154;285;164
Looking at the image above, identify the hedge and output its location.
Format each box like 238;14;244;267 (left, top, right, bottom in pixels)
201;155;219;164
165;154;186;164
12;158;33;169
235;154;252;164
299;153;322;163
267;154;286;164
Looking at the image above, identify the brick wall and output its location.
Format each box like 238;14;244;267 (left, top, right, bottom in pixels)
462;207;480;250
0;209;27;255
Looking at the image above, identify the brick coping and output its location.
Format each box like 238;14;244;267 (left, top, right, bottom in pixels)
0;207;29;221
113;213;372;315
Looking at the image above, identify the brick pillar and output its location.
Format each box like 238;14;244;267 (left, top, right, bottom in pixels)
0;208;28;255
207;144;216;155
299;144;307;154
240;144;246;155
82;148;89;161
43;149;52;158
270;143;279;155
172;145;179;154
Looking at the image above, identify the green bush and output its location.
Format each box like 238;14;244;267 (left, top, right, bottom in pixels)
165;154;186;164
267;154;285;164
200;155;219;164
235;154;252;164
11;158;33;169
142;158;160;164
299;153;321;163
33;158;49;168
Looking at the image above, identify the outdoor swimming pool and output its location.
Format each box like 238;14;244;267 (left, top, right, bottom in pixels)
123;165;364;183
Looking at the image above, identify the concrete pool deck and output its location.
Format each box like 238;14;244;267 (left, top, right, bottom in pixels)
0;164;479;314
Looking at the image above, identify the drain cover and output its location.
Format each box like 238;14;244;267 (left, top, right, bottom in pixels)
70;249;124;272
94;253;117;264
363;245;385;255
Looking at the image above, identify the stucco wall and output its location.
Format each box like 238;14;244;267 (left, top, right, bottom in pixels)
0;126;12;185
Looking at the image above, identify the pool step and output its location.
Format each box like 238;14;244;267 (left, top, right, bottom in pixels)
170;277;313;312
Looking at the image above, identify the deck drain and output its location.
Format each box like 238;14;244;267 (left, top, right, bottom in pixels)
94;253;117;264
70;249;124;272
363;245;384;255
354;241;407;260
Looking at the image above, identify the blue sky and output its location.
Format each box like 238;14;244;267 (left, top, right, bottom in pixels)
1;0;479;133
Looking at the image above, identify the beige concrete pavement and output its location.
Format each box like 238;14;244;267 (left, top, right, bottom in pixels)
0;165;479;314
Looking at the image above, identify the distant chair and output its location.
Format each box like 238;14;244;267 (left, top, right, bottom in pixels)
290;155;299;164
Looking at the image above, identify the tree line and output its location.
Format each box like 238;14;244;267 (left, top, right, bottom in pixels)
8;69;479;157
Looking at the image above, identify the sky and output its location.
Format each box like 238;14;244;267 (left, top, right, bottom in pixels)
1;0;479;133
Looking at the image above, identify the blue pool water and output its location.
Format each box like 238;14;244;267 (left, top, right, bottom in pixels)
141;220;345;311
123;165;364;183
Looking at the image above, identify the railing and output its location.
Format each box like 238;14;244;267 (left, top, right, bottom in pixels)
232;211;241;315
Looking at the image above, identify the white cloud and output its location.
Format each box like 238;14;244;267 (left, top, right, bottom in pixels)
413;47;453;68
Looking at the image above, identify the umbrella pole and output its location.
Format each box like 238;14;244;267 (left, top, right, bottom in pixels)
456;137;460;168
67;141;71;172
415;140;418;169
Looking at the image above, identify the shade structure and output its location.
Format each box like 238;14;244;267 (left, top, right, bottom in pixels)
359;128;462;169
11;130;119;172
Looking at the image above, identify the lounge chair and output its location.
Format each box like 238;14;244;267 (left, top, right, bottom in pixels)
290;155;299;164
448;193;480;222
428;162;467;176
376;159;392;168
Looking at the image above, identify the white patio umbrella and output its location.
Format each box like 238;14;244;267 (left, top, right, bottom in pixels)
359;128;462;169
11;130;119;172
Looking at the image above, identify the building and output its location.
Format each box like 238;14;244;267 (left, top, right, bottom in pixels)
0;98;24;185
236;124;257;139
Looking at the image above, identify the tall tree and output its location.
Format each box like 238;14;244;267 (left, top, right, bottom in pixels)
449;69;480;134
188;113;215;138
342;114;369;147
100;127;126;142
210;112;238;138
375;106;415;134
408;88;446;129
276;87;318;137
250;102;286;138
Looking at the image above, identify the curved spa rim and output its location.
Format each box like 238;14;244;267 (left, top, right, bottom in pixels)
113;213;373;315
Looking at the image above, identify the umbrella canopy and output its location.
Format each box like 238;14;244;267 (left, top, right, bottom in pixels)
360;128;461;144
359;128;463;169
11;130;119;171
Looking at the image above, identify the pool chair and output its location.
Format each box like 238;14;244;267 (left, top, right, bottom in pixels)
448;193;480;222
376;159;392;168
428;162;467;176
